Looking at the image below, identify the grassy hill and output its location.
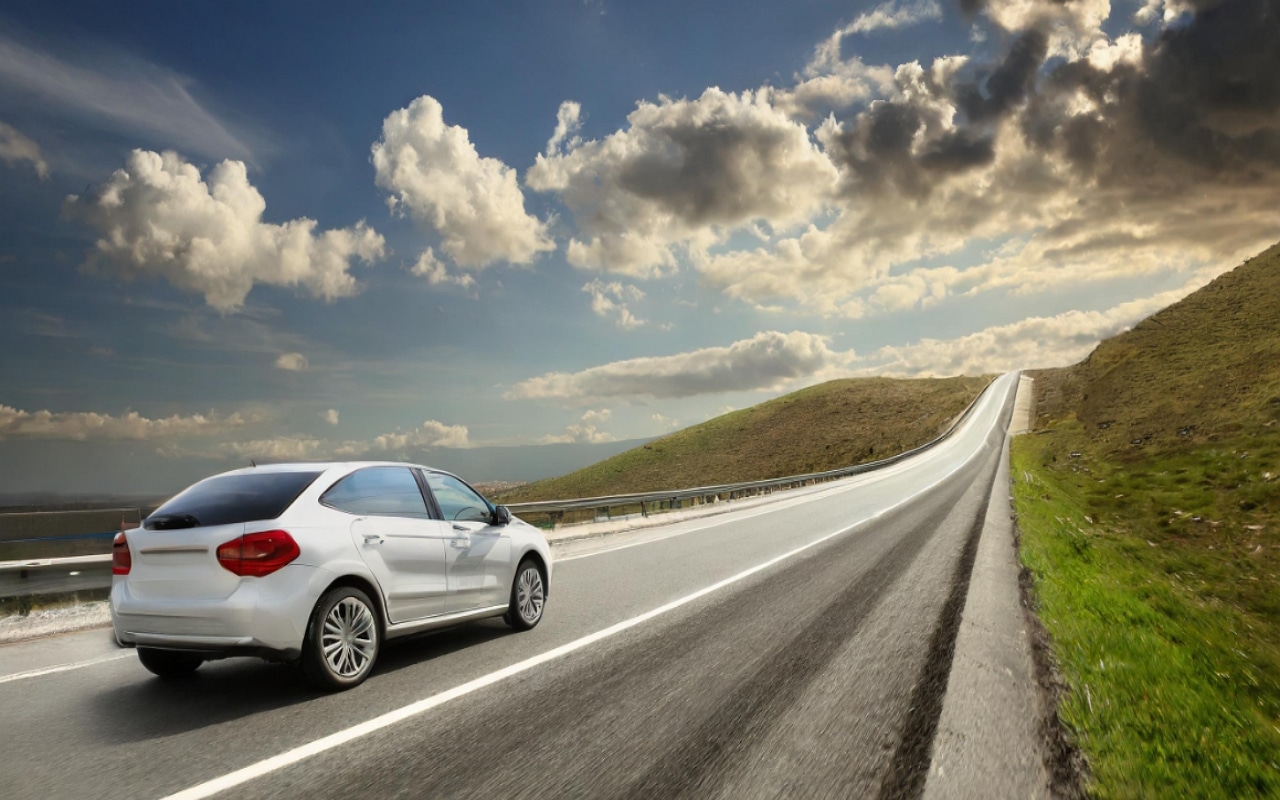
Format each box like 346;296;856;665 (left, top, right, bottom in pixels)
1032;240;1280;456
499;375;991;503
1014;241;1280;796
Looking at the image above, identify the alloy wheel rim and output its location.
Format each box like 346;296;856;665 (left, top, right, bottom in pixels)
517;567;544;623
321;597;376;678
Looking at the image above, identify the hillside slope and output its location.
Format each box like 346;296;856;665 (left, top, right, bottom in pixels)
1033;241;1280;455
1016;241;1280;795
500;375;991;502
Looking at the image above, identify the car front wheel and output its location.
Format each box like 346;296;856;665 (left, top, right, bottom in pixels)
137;647;203;679
506;559;546;631
302;586;381;691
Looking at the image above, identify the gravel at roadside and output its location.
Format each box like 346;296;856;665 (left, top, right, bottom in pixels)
0;601;111;644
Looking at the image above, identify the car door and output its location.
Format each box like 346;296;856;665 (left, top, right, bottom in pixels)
322;466;453;624
420;471;513;611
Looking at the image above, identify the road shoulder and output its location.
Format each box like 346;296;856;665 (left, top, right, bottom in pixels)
923;379;1053;799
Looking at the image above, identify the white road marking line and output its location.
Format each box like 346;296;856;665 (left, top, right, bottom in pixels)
0;651;132;684
161;378;1015;800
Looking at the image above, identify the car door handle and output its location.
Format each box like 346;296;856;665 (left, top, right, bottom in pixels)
362;534;384;545
452;524;468;532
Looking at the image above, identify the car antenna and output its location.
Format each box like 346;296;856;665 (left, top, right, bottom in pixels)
250;459;256;467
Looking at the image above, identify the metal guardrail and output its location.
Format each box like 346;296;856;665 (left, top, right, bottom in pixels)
1;510;142;601
0;378;995;601
0;555;113;604
506;377;995;527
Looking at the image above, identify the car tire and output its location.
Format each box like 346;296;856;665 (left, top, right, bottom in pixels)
302;585;381;691
506;558;546;631
137;647;203;679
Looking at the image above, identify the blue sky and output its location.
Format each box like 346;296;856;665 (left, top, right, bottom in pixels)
1;0;1278;493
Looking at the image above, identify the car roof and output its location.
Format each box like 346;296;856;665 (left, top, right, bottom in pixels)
215;461;454;479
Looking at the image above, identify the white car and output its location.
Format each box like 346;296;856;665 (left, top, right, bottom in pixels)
110;462;551;690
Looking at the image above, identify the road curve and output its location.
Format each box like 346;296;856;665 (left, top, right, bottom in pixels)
0;373;1020;800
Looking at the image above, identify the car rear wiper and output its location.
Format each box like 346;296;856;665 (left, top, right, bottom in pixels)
146;513;202;530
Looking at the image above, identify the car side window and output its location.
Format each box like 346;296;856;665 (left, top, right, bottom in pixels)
423;473;492;523
321;467;430;518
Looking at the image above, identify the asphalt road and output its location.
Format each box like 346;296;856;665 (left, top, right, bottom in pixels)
0;373;1020;800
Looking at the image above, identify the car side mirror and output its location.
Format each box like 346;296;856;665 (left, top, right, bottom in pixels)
492;505;512;526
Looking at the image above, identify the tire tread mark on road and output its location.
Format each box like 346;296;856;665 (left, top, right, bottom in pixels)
231;440;1003;800
438;494;950;799
617;473;979;800
876;433;1002;800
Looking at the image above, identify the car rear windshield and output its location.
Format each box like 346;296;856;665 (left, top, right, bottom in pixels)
145;471;323;529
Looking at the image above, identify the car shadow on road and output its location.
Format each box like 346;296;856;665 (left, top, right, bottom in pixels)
86;621;514;744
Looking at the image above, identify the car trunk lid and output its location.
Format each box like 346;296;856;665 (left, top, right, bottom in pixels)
124;522;246;600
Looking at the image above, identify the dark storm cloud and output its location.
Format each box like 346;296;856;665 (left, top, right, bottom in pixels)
530;0;1280;315
831;0;1280;203
828;27;1044;198
1136;0;1280;168
957;29;1049;122
616;120;800;226
918;130;997;172
1173;0;1236;10
1017;0;1280;187
829;101;936;198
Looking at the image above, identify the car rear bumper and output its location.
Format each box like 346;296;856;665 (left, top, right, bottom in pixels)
111;563;322;659
116;633;304;662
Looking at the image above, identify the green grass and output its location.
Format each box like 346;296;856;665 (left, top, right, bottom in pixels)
497;375;991;503
1012;240;1280;796
1014;430;1280;798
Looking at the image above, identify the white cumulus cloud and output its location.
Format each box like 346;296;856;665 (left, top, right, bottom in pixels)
850;284;1206;377
0;119;48;178
368;419;471;451
506;330;844;402
217;437;326;461
583;280;646;329
769;64;896;120
651;413;681;432
66;150;385;312
0;405;260;441
275;352;309;371
410;248;476;289
540;408;617;444
527;88;839;278
1134;0;1196;25
847;0;943;34
515;3;1280;334
546;100;584;154
199;418;472;462
581;409;611;424
373;95;554;269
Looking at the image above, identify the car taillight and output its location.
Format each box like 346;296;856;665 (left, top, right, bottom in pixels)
216;530;300;577
112;531;131;575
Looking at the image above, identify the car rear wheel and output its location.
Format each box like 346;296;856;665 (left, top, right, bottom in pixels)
506;558;545;631
137;647;203;679
303;586;380;691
